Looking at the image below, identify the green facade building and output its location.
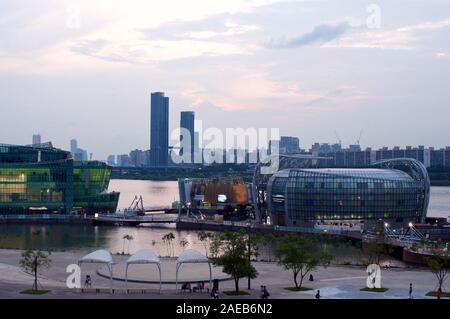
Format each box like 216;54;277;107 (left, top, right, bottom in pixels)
0;143;119;215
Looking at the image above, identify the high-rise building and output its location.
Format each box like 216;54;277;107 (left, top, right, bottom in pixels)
279;136;300;154
117;154;131;167
107;155;116;166
129;149;146;167
180;111;195;163
32;134;41;146
150;92;169;166
70;139;78;154
70;139;88;161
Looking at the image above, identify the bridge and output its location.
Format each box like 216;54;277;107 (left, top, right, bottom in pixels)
93;213;178;226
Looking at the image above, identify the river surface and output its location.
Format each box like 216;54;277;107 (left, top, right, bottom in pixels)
0;180;449;253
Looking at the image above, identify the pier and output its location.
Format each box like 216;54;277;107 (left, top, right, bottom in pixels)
93;213;178;226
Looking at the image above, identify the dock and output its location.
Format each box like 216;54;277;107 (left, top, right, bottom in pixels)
93;213;178;226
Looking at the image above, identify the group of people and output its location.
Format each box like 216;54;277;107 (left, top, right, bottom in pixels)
181;281;206;293
260;286;270;299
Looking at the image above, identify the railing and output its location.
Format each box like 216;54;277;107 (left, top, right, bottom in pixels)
0;214;85;220
178;217;346;234
275;225;344;235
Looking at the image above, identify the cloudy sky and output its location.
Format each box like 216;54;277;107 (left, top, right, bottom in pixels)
1;0;449;159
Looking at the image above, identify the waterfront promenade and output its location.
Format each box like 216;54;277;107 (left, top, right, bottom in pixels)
0;249;447;299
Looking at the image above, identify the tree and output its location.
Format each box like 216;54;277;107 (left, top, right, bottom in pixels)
426;243;450;292
122;234;133;254
364;222;392;265
19;250;51;291
197;231;213;257
275;235;332;289
162;232;176;257
179;238;189;249
210;231;258;292
262;233;276;262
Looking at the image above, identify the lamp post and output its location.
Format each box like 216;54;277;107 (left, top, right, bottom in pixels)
246;220;251;290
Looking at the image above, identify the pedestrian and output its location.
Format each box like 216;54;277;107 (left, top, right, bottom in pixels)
409;283;413;299
260;285;265;299
309;274;314;282
315;290;321;299
437;287;443;300
263;286;270;299
84;275;92;288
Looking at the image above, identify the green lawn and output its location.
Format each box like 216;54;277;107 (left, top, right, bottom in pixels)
284;287;314;292
20;289;51;295
426;291;450;298
222;290;250;296
360;287;389;293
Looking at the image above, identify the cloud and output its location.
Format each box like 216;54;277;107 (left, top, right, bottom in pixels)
322;18;450;51
436;52;450;58
139;14;260;41
267;22;349;48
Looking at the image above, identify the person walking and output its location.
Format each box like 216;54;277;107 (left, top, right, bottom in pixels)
315;290;321;299
436;287;443;300
260;286;265;299
263;286;270;299
409;283;413;299
309;274;314;282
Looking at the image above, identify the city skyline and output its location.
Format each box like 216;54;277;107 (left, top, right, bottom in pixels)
1;1;450;159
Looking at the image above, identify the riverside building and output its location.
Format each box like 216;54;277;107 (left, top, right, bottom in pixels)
0;143;119;215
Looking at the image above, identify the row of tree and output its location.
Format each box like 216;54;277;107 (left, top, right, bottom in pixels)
19;230;449;294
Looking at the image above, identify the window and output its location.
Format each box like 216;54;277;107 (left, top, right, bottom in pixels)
303;199;314;206
304;182;314;189
357;182;368;190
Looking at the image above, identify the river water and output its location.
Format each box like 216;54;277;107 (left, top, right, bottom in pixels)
0;180;449;253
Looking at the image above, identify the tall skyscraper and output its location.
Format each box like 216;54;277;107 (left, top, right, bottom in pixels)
180;111;195;163
32;134;41;145
70;139;88;161
70;139;78;154
150;92;169;166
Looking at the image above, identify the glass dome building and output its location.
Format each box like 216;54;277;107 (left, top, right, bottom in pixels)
267;158;430;227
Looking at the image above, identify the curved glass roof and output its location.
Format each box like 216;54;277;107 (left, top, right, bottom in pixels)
278;168;413;181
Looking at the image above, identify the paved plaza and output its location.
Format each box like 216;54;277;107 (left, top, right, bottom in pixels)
0;249;447;299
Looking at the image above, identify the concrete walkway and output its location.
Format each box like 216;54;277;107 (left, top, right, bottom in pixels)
0;249;447;299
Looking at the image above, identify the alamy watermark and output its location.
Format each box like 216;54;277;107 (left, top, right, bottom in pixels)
169;120;280;174
366;4;381;29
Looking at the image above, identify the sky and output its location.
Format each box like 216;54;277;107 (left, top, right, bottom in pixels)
1;0;449;160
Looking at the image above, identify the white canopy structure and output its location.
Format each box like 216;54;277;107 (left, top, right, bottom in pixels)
175;249;212;293
125;249;162;293
78;249;114;293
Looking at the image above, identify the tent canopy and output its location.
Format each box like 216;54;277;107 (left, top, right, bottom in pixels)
177;249;209;264
176;249;211;292
78;249;114;293
79;249;113;264
125;249;162;293
126;249;160;265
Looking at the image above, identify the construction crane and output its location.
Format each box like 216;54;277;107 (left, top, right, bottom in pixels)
356;129;363;146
